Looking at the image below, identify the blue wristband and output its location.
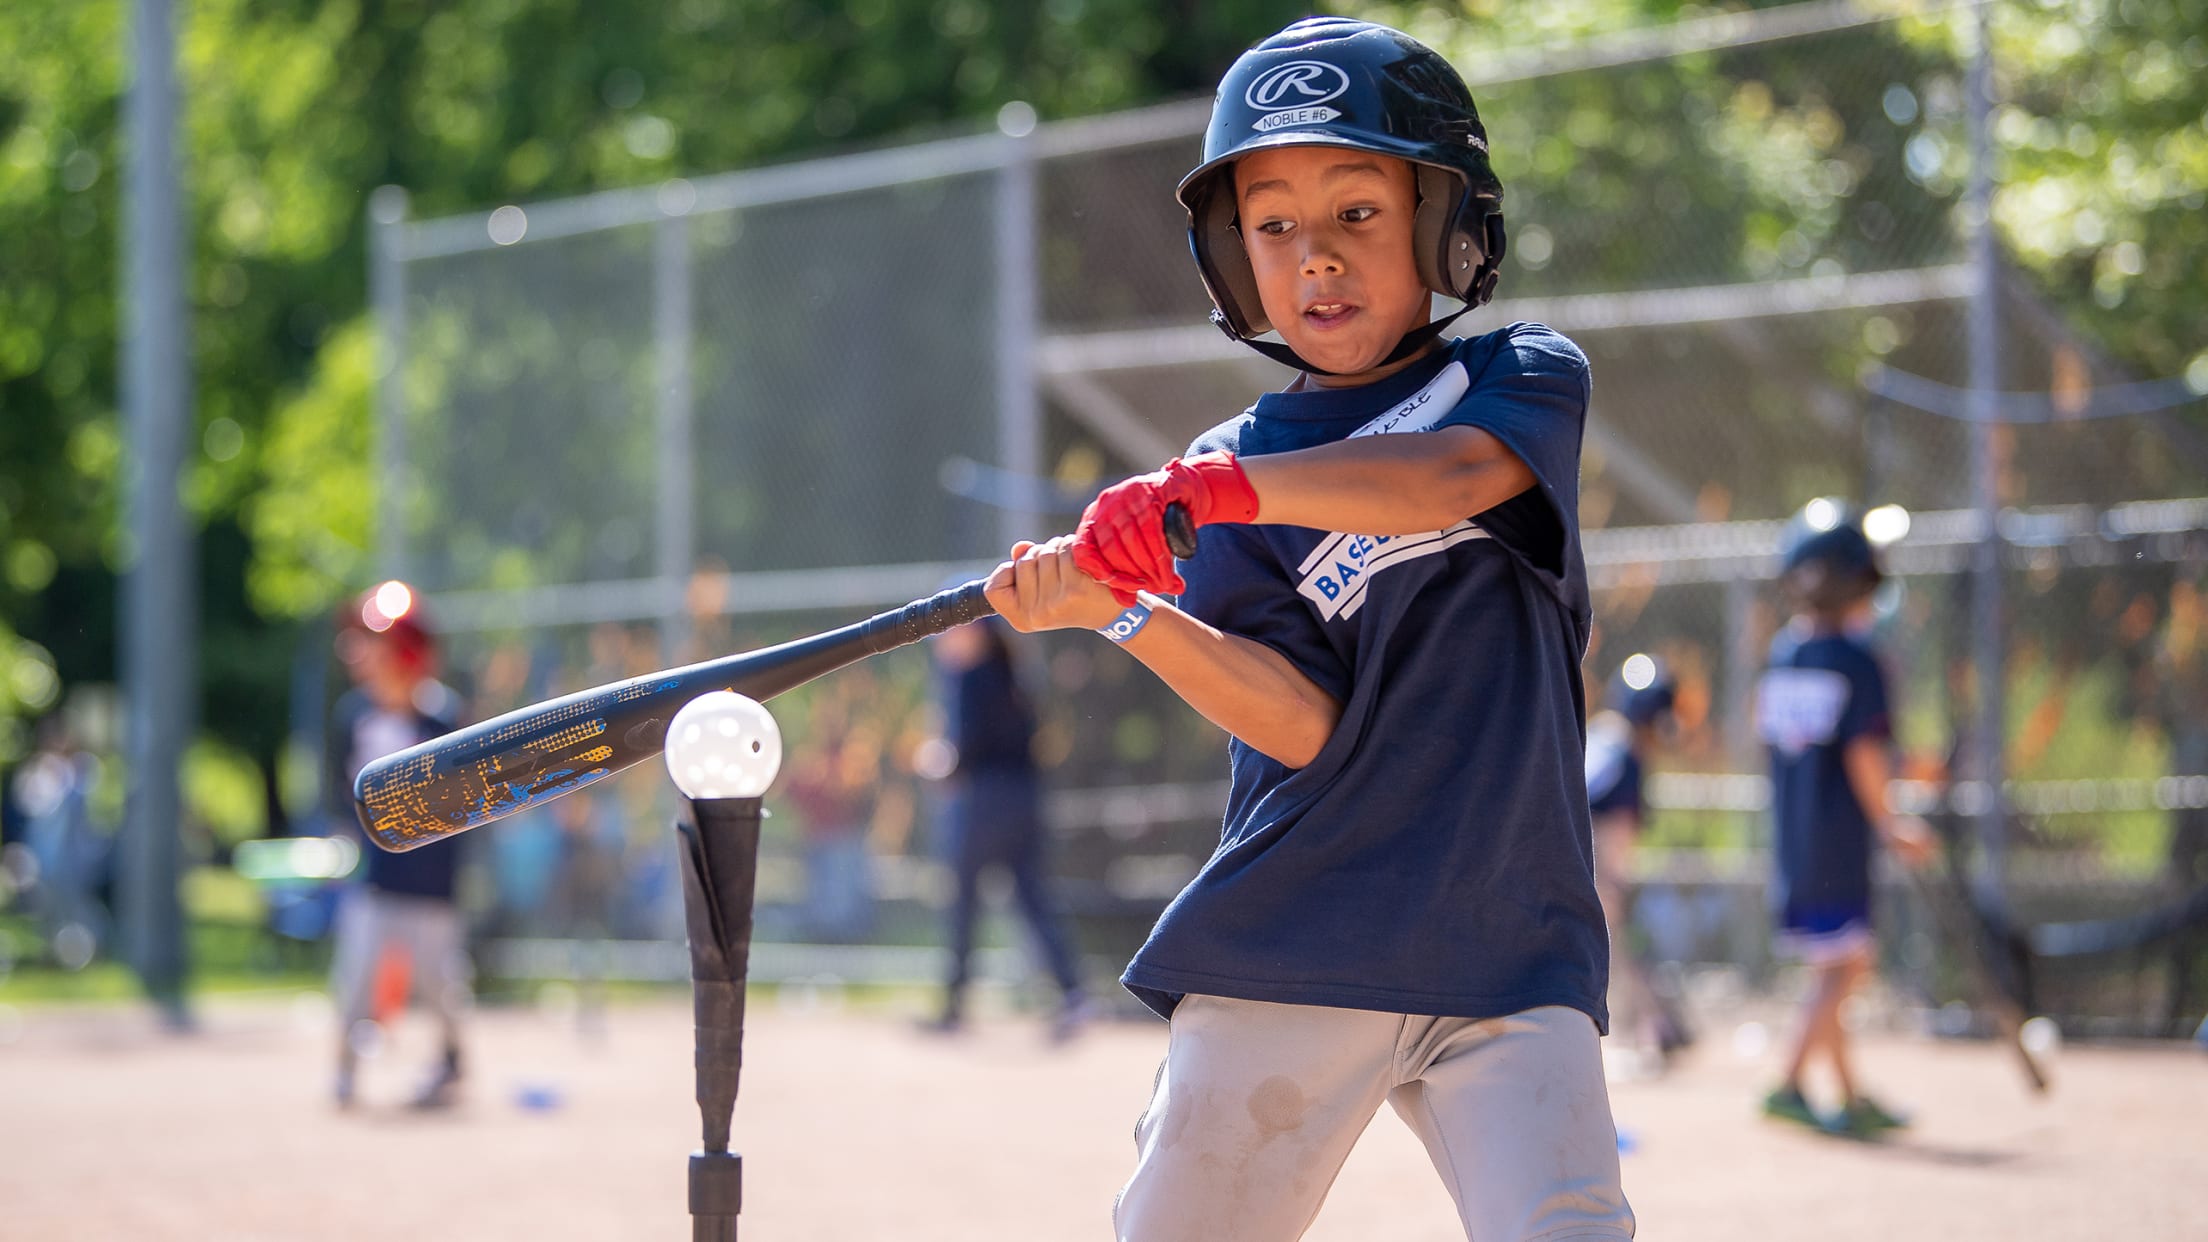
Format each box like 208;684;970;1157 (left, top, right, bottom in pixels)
1096;602;1153;644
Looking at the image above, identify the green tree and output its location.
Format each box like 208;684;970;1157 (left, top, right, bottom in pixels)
1;0;1306;811
1963;0;2205;384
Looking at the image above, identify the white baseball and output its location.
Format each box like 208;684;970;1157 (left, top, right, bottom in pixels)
663;691;783;800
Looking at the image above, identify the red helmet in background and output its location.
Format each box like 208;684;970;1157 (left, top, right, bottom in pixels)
339;580;437;674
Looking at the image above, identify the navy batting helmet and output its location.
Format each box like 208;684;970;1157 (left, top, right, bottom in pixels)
1610;653;1677;729
1178;17;1507;373
1779;498;1884;610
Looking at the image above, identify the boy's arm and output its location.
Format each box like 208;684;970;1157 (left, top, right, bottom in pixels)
1237;425;1535;535
1075;430;1535;597
1841;736;1935;867
1077;333;1596;597
986;537;1341;769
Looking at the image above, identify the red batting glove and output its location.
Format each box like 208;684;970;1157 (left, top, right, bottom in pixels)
1071;451;1259;597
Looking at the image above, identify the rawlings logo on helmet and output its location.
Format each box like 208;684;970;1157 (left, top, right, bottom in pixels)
1245;60;1351;131
1244;60;1350;109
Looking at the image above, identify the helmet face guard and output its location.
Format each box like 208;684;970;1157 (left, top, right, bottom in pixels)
1179;19;1508;366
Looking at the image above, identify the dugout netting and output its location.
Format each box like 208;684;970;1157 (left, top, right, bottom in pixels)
372;1;2208;1034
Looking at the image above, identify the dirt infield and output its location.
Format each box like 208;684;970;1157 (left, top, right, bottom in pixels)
0;994;2200;1241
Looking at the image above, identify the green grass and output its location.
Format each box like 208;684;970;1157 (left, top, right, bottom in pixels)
0;910;326;1006
0;959;330;1006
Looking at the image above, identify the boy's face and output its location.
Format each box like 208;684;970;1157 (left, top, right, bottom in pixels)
1234;146;1430;385
356;631;431;711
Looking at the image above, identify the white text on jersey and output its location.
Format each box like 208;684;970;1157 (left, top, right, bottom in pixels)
1293;363;1488;622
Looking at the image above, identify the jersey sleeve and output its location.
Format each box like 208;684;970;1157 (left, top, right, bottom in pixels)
1431;325;1590;580
1836;647;1893;744
1175;523;1355;707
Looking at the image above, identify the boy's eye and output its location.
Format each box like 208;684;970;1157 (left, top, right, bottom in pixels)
1340;206;1378;224
1254;219;1293;237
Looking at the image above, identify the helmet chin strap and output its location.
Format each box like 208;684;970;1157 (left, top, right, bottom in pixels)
1213;305;1469;377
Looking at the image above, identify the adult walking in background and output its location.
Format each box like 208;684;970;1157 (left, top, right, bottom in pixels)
925;617;1090;1040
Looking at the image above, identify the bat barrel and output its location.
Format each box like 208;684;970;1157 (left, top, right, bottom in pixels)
354;577;1000;852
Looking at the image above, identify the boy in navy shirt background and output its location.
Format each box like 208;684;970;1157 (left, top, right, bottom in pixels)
1756;500;1932;1138
986;18;1632;1240
1587;655;1690;1072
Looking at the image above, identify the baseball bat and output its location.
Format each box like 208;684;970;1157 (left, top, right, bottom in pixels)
354;505;1202;853
1914;780;2050;1093
1904;856;2049;1093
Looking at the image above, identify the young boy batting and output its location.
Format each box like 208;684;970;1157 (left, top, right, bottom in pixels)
985;18;1634;1240
1755;500;1933;1137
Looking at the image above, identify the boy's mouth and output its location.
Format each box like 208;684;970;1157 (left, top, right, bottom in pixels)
1302;300;1358;329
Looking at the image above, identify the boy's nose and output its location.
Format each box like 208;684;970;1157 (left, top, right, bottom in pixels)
1299;247;1346;277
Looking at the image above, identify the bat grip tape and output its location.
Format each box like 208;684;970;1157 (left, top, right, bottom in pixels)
861;579;994;652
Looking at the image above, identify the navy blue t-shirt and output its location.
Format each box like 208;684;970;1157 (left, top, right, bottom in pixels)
1120;324;1608;1029
328;683;465;900
946;637;1037;776
1758;624;1891;929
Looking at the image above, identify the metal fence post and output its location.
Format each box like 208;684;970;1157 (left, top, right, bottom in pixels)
993;104;1042;558
119;0;193;1021
655;193;698;662
370;185;411;583
1723;576;1759;777
1965;1;2008;913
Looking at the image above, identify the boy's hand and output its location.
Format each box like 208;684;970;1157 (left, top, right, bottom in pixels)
985;536;1127;633
1073;451;1258;595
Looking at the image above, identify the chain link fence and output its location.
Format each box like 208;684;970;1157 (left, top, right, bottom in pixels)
372;2;2207;1031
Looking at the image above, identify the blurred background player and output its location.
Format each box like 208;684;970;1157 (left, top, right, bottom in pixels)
1586;653;1691;1072
5;713;111;972
324;581;472;1109
923;616;1090;1040
1756;500;1933;1137
544;788;618;1044
782;680;881;944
